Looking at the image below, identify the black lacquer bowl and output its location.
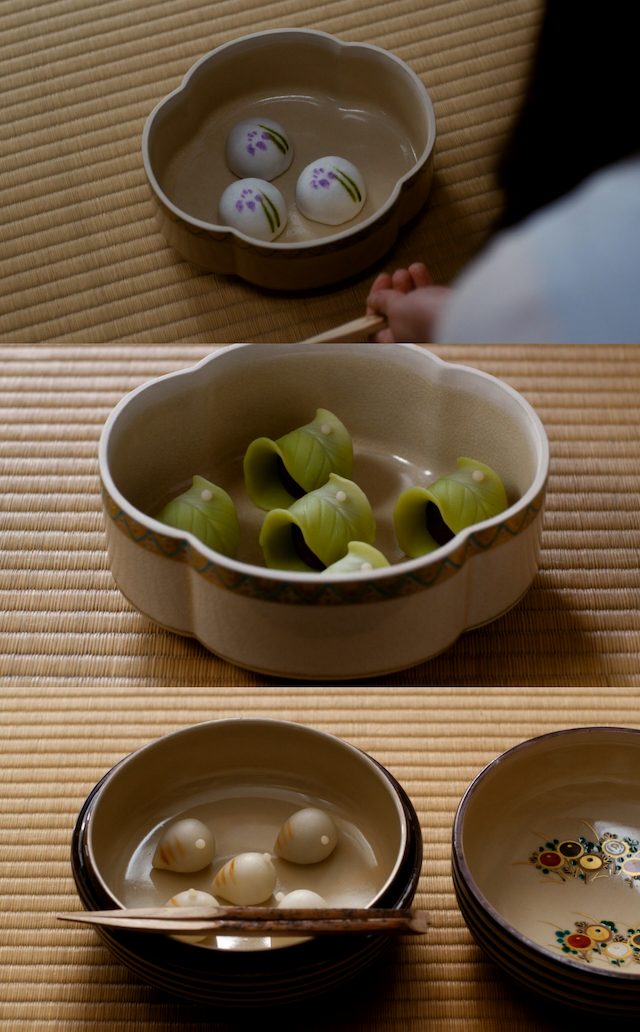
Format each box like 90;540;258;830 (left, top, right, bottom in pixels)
71;718;423;1006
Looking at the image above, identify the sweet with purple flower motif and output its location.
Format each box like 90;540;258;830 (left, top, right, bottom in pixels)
296;156;366;226
219;178;287;242
226;118;293;180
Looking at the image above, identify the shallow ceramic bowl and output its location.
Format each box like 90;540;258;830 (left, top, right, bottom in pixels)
99;342;548;680
71;718;422;1005
452;727;640;1015
142;28;436;289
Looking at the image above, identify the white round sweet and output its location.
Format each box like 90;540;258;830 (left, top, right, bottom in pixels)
226;118;293;180
295;157;366;226
165;887;220;944
277;889;329;909
219;178;287;242
212;851;277;905
274;807;338;864
152;818;215;873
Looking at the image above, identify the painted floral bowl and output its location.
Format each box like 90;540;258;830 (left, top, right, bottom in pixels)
452;727;640;1015
141;28;436;289
98;341;548;680
71;718;422;1006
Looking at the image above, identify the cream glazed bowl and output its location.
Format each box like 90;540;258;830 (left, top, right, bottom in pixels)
452;727;640;1015
142;28;436;289
99;342;549;681
71;718;423;1005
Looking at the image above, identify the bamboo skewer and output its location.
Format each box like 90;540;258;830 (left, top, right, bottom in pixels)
298;314;388;343
57;906;429;937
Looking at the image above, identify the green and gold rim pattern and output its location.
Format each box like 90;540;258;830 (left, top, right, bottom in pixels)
102;481;545;606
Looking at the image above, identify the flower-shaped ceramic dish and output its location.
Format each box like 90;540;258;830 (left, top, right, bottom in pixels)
452;727;640;1016
99;342;548;680
142;28;436;289
71;718;422;1006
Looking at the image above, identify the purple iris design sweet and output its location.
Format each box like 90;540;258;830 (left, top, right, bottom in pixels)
246;129;270;155
309;167;336;190
235;187;261;212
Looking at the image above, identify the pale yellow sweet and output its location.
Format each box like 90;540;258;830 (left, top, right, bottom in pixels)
212;852;277;905
274;807;338;864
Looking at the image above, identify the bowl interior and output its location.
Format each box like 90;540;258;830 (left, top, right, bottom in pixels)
105;343;543;572
460;729;640;974
147;30;432;243
88;719;408;951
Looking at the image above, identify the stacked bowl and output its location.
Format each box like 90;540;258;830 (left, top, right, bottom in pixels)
452;727;640;1015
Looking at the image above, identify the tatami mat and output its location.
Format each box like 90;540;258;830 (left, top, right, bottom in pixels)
2;343;639;688
1;0;542;344
2;686;640;1031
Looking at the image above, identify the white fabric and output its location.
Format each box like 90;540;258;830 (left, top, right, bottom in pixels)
435;156;640;344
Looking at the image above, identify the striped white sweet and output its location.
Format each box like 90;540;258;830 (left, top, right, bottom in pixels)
274;808;338;864
152;818;216;873
212;852;277;905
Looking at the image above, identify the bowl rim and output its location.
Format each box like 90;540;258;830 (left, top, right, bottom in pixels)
452;725;640;983
85;716;412;914
141;27;437;251
98;341;550;588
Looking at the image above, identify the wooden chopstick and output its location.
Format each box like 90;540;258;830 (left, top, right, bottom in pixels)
57;906;429;936
298;314;388;343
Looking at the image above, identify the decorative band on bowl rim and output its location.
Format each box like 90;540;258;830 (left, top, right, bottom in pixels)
101;480;545;606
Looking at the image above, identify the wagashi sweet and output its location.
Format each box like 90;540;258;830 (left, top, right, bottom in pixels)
165;887;220;943
322;541;390;575
244;408;353;511
152;818;216;873
393;457;509;558
274;807;338;864
212;852;277;905
219;178;287;241
154;476;240;558
259;473;376;572
226;118;293;180
296;157;366;225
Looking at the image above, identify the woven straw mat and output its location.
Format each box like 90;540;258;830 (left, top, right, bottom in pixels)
1;0;543;344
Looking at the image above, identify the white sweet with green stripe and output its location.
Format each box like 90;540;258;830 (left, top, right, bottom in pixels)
225;117;293;181
219;178;287;242
296;156;366;225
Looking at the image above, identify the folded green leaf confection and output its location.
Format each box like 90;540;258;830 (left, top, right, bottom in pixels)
260;473;376;572
154;475;240;558
244;408;353;511
322;541;390;575
393;458;508;558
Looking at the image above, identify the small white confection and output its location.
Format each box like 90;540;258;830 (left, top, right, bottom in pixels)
152;818;216;873
296;157;366;226
274;807;338;864
320;424;332;435
277;889;328;909
165;887;220;944
212;852;277;905
200;489;213;501
361;562;373;571
219;178;287;242
226;118;293;180
472;469;485;482
335;490;347;503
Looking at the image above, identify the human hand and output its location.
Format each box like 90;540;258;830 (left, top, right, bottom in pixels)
366;263;452;343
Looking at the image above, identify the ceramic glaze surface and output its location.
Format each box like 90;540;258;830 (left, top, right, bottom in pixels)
87;719;407;953
99;343;548;678
460;729;640;977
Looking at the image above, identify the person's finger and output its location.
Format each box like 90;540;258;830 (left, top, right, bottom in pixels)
391;268;412;293
408;263;433;288
366;274;393;313
365;289;393;315
374;328;396;343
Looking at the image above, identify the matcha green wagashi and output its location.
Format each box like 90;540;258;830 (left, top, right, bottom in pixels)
322;541;390;575
393;458;508;558
260;473;375;572
244;408;353;511
154;475;240;558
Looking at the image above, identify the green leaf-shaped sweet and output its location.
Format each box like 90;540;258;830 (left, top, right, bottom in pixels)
394;458;508;558
260;473;376;572
322;541;390;576
154;475;240;558
244;408;353;511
